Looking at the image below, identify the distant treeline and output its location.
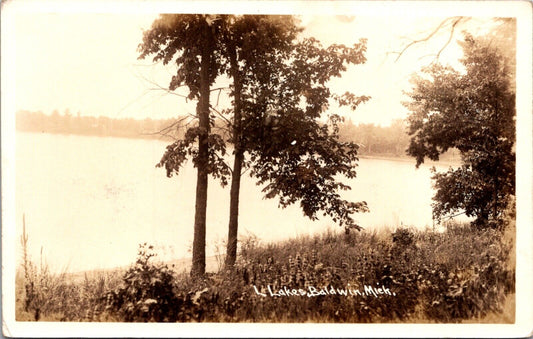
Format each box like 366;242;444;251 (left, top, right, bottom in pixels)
338;119;459;161
338;119;410;157
16;110;458;160
16;109;183;141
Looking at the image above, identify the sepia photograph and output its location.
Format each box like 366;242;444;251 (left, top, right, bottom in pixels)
2;0;532;337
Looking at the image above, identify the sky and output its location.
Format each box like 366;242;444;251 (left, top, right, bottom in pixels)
6;2;506;127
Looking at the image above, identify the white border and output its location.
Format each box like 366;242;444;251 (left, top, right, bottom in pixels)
2;1;532;337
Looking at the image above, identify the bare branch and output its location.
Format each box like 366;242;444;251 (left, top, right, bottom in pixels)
393;17;466;62
432;17;464;62
417;53;439;61
149;87;189;99
209;86;229;93
134;71;191;100
215;87;223;107
113;90;151;117
140;115;192;137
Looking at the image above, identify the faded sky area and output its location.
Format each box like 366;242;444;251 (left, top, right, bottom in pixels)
7;3;503;127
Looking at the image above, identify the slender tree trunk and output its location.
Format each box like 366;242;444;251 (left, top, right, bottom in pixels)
191;22;213;277
225;43;243;268
226;149;243;267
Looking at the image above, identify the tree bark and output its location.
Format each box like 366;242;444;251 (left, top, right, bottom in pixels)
226;148;243;267
191;21;213;277
225;43;243;268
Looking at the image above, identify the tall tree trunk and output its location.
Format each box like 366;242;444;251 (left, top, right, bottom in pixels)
191;22;213;277
225;43;243;268
226;149;243;267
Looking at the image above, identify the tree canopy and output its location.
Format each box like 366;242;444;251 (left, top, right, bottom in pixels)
139;14;371;272
244;36;371;229
139;14;228;276
405;30;515;228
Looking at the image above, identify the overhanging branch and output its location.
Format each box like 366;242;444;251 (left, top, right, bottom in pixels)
393;17;466;62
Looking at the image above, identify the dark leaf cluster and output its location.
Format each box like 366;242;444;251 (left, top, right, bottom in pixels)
142;15;371;233
156;127;231;186
239;35;371;229
405;32;515;228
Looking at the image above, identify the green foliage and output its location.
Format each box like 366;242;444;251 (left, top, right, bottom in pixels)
212;224;512;322
242;32;371;230
17;267;119;322
17;219;120;321
17;223;514;323
146;15;372;225
139;15;308;274
19;256;62;321
140;15;303;189
157;127;231;186
140;15;371;270
250;112;370;230
104;244;181;322
140;14;245;276
152;223;511;323
392;227;415;248
405;31;515;228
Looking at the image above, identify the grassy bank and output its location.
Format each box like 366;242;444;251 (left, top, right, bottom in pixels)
16;221;515;323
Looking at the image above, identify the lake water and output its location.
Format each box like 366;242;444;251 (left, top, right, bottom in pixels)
15;132;457;272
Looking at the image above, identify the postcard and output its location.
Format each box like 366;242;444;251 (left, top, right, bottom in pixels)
2;0;532;337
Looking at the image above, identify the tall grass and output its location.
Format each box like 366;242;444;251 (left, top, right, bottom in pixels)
16;215;121;321
16;216;515;323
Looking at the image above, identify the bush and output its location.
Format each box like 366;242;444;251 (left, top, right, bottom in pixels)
17;220;514;323
104;244;181;322
392;227;415;248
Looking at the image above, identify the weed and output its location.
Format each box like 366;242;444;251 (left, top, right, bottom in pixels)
103;243;180;322
16;217;515;323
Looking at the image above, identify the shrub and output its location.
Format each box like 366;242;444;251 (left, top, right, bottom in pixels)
103;244;181;322
17;219;514;323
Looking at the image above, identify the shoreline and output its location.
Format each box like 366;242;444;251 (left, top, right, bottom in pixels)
65;255;221;282
358;153;461;168
17;130;461;167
